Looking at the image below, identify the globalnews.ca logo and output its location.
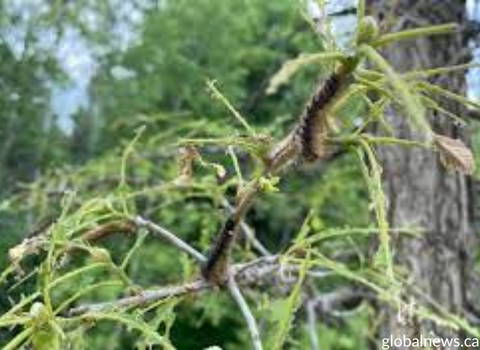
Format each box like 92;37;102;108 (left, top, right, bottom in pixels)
381;334;480;349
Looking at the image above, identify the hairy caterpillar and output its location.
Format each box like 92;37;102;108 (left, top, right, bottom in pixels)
201;217;236;284
266;65;350;173
296;71;343;161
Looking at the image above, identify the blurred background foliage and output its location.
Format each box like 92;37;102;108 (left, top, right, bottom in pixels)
0;0;478;349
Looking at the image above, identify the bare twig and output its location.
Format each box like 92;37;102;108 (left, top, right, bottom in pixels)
233;255;279;273
67;257;278;316
306;299;320;350
134;216;207;263
68;279;209;316
65;253;334;316
227;274;263;350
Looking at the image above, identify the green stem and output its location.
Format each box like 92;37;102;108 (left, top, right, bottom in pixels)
207;80;257;137
372;23;457;47
360;44;432;140
48;263;108;290
331;135;430;148
357;140;394;282
357;0;366;22
3;328;33;350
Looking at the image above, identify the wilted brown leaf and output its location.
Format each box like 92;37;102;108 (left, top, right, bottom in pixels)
9;236;45;273
174;145;199;185
434;134;475;175
174;146;227;185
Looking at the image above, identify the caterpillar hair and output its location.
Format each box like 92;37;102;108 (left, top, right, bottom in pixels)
201;217;236;284
296;70;343;161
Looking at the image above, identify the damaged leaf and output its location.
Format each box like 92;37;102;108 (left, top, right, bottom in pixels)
434;134;475;175
174;146;199;185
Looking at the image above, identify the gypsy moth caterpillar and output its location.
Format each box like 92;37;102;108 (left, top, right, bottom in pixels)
297;70;342;161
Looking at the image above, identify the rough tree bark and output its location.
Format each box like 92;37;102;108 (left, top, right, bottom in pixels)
366;1;478;348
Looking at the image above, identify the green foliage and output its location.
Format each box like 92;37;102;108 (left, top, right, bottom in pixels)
356;141;393;281
265;255;309;350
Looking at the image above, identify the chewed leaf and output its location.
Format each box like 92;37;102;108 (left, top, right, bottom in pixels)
434;134;475;175
174;145;227;184
266;52;343;95
174;146;199;185
9;235;45;270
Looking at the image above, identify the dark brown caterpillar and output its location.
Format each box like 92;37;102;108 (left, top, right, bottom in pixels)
296;70;342;162
265;69;346;172
201;217;236;285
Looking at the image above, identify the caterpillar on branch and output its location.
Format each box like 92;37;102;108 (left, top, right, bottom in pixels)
267;60;355;172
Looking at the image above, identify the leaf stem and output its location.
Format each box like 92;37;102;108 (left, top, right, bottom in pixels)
372;23;457;47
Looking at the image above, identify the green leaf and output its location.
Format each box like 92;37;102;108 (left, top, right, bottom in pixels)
265;255;309;349
266;52;344;94
360;44;432;141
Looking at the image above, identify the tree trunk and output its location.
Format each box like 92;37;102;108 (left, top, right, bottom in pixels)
366;1;478;348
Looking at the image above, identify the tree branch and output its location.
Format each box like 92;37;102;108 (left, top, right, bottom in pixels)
67;256;280;316
227;274;263;350
65;253;337;318
68;279;209;316
134;216;207;263
306;299;320;350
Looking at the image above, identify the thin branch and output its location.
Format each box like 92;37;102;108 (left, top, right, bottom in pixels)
227;146;244;186
372;23;458;47
65;256;335;319
227;274;263;350
68;279;210;316
67;257;279;316
207;80;256;137
306;299;320;350
134;216;207;263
